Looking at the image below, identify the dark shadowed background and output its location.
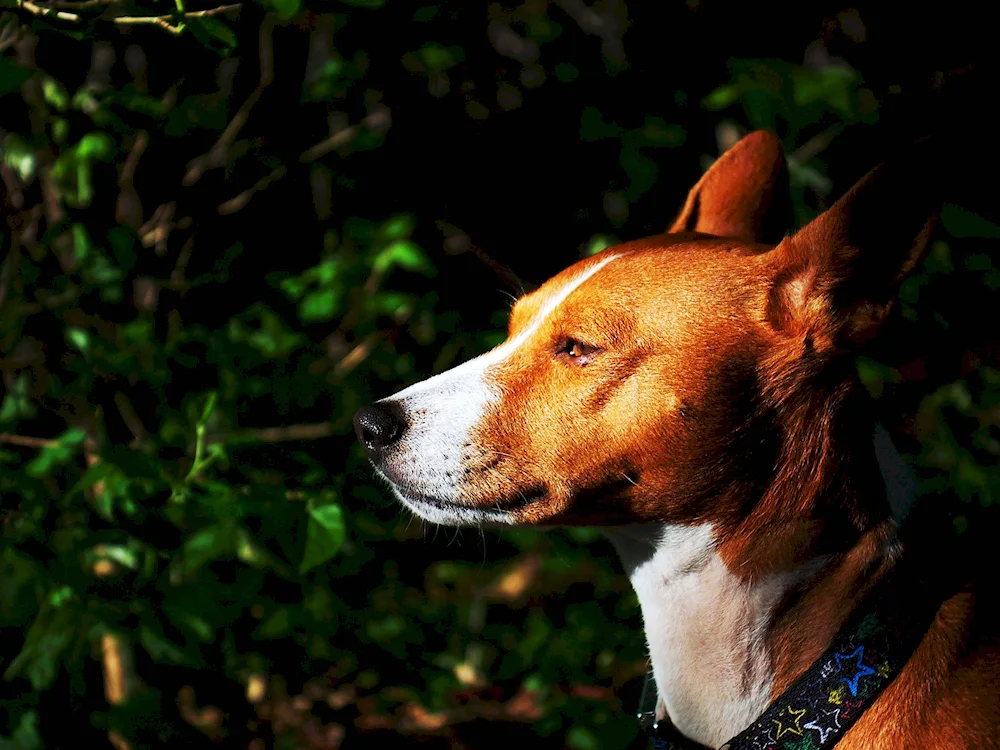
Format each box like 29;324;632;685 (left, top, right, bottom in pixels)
1;1;999;748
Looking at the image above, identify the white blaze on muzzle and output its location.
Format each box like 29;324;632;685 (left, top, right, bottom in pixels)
374;253;619;524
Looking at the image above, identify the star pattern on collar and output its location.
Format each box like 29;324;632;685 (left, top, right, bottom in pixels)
782;735;820;750
772;705;807;739
802;708;841;743
834;646;876;696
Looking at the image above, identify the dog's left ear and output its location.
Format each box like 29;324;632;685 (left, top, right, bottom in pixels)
669;130;792;244
768;139;943;347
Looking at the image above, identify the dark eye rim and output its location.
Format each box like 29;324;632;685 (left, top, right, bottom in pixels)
555;336;600;365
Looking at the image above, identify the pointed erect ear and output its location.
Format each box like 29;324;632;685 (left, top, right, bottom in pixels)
767;140;943;347
669;130;792;244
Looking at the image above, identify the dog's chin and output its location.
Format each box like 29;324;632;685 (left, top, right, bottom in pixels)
388;483;546;528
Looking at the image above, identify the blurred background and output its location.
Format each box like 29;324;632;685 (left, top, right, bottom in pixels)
1;1;999;748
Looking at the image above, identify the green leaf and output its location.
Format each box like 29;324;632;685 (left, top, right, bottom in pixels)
338;0;386;7
255;607;291;639
582;234;616;257
566;726;600;750
0;135;37;182
379;214;415;241
372;240;435;276
70;462;124;519
941;204;1000;239
50;133;116;206
139;622;189;664
0;57;33;96
300;502;346;573
415;43;463;72
181;523;239;575
244;309;305;357
0;711;43;750
703;84;742;110
76;132;114;160
66;327;90;353
300;288;342;323
25;428;87;478
0;373;37;425
186;17;238;56
41;77;69;111
3;605;76;690
199;391;218;427
107;227;138;269
260;0;301;18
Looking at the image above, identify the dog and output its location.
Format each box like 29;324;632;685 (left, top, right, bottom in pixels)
354;131;1000;748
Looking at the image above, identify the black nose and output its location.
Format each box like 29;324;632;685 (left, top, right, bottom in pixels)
353;402;406;454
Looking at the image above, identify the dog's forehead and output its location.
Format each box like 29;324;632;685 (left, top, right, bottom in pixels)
513;238;767;332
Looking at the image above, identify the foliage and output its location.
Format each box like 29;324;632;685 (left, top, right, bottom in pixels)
1;2;998;749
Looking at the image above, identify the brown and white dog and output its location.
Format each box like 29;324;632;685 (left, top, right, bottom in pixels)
354;132;1000;748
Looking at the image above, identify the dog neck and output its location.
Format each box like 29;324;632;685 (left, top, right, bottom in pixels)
604;426;915;748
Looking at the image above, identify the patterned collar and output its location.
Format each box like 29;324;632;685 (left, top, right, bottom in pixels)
639;549;948;750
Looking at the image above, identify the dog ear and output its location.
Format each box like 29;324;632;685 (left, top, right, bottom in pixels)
767;140;942;347
669;130;792;244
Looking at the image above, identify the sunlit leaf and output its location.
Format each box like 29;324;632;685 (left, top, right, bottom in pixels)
0;135;37;182
76;132;114;160
373;240;435;276
300;288;342;322
66;327;90;353
186;17;238;56
25;428;87;478
300;502;346;573
41;77;69;111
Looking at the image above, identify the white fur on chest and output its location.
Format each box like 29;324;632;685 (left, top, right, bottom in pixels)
606;524;810;748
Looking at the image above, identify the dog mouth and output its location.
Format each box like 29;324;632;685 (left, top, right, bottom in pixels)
390;482;546;517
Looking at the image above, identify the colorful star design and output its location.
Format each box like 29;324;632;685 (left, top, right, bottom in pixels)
835;646;876;696
803;707;841;743
772;705;807;739
781;735;819;750
856;613;882;638
840;698;864;720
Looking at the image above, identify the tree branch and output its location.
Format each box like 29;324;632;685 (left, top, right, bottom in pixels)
13;1;242;32
184;15;274;186
16;1;80;21
43;0;122;7
216;165;286;214
114;4;242;28
0;433;58;449
300;108;392;163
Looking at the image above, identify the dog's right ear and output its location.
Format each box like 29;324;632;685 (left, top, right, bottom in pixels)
669;130;792;245
766;139;943;348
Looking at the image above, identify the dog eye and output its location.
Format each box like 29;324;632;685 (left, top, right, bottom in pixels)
557;338;598;365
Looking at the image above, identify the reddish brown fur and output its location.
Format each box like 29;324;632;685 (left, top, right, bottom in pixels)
381;131;1000;746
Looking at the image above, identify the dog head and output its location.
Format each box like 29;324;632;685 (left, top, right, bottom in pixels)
355;132;940;533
